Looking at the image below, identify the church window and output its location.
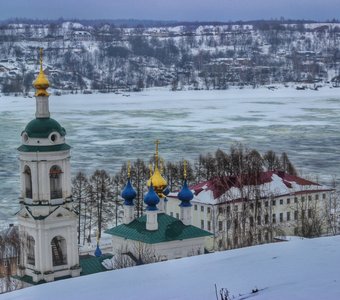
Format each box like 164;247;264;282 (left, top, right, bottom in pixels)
24;166;32;199
51;236;67;266
50;165;63;199
27;235;35;265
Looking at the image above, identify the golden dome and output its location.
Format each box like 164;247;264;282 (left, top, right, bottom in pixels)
33;48;49;97
147;140;167;196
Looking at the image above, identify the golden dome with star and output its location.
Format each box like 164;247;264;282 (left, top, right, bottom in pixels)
33;48;49;97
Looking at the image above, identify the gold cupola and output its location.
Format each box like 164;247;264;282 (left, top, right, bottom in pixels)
147;140;167;196
33;48;50;97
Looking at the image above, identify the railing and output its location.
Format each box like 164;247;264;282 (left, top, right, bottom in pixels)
50;190;62;199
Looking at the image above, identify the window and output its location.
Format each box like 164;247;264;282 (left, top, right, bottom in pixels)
234;205;238;211
308;195;312;201
308;209;312;218
272;214;276;223
301;196;305;202
226;206;230;213
294;197;298;203
280;213;283;222
24;166;32;199
207;221;211;231
218;221;223;231
287;212;291;221
294;210;298;220
234;219;238;229
218;207;223;214
322;193;326;199
50;165;63;199
207;207;211;214
265;201;268;207
265;214;269;224
194;205;197;211
250;203;254;210
201;220;204;229
258;232;262;243
257;216;261;225
170;212;173;217
315;194;319;200
176;213;179;219
201;206;204;212
265;232;269;241
272;200;276;206
287;198;290;205
280;199;283;205
227;220;231;230
249;216;254;227
257;202;261;208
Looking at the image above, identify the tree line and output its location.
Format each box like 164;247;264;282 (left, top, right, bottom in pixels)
72;145;297;243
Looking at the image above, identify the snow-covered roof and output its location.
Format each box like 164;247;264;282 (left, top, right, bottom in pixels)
2;235;340;300
170;171;333;205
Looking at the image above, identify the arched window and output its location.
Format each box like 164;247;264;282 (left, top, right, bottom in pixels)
50;166;63;199
51;236;67;266
27;235;35;265
24;166;32;199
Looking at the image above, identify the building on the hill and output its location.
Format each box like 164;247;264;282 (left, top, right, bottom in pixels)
105;145;212;263
167;171;335;251
16;49;81;283
0;224;19;278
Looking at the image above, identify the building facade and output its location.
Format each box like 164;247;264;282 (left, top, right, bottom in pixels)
167;171;335;251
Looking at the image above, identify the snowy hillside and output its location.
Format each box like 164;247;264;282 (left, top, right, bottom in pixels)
0;20;339;94
2;235;340;300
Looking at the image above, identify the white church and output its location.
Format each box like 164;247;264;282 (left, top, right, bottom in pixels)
16;50;80;283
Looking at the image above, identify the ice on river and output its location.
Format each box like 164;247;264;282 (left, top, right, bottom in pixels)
0;87;339;227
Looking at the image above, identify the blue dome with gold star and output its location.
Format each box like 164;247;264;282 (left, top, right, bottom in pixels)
144;184;160;211
122;178;137;206
178;179;193;207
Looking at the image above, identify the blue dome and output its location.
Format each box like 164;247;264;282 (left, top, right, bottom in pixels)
144;184;160;211
178;180;193;207
94;243;102;257
121;178;137;206
163;186;170;196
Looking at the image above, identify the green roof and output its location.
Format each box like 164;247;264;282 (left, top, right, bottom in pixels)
18;143;71;152
80;254;113;276
105;213;212;244
23;117;66;138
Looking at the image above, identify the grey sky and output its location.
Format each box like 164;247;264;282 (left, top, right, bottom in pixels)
0;0;339;21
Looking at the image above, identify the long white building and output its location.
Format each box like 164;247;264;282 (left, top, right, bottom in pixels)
167;170;335;251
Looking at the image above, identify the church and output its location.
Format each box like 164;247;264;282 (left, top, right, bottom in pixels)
15;49;211;283
105;146;211;262
16;49;80;283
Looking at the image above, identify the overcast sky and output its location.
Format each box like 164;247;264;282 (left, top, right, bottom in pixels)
0;0;339;21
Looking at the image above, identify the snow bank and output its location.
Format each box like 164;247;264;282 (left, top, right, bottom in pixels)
2;235;340;300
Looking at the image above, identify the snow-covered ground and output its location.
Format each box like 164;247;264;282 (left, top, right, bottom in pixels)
2;235;340;300
0;87;340;227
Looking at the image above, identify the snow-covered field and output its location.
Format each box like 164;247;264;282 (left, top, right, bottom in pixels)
0;87;339;227
2;235;340;300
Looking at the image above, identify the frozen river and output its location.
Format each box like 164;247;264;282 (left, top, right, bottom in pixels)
0;87;339;226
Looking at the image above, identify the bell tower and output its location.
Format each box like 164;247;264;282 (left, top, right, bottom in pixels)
17;49;80;282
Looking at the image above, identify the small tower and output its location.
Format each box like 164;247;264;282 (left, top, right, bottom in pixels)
17;49;80;282
178;160;194;226
122;161;137;225
147;140;167;213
